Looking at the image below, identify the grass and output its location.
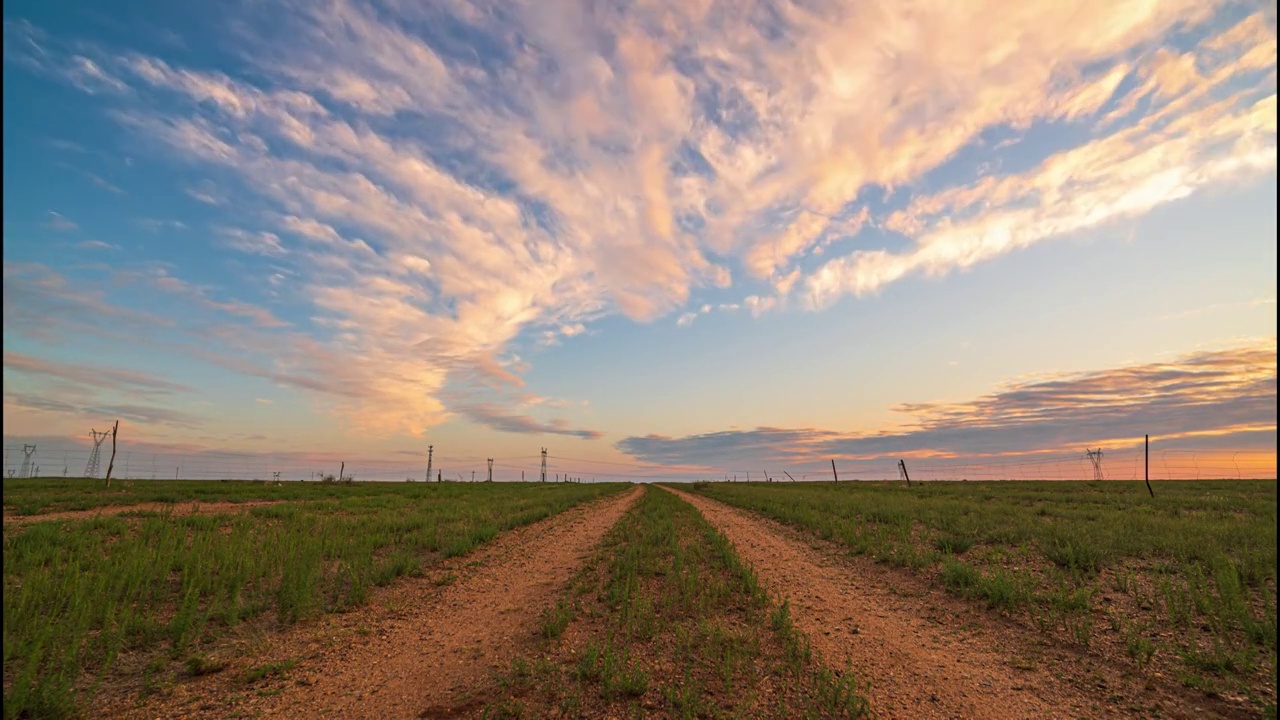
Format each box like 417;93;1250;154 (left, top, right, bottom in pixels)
687;479;1277;713
479;486;870;718
1;479;626;719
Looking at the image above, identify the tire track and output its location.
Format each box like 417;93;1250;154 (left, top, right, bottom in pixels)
664;485;1107;720
2;499;296;525
100;485;643;719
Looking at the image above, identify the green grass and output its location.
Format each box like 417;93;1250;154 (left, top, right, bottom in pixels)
0;476;529;516
480;486;869;719
1;479;626;719
687;479;1277;710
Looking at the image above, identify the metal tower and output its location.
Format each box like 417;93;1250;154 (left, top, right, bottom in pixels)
85;429;109;478
540;447;547;483
1085;448;1105;481
19;444;36;478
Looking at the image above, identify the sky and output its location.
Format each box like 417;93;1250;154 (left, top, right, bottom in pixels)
2;0;1277;481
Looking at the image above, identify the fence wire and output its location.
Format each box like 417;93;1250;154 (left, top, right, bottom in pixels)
2;445;1274;483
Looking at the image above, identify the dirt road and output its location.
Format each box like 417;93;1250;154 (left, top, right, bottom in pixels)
95;485;643;719
664;485;1114;720
2;499;295;525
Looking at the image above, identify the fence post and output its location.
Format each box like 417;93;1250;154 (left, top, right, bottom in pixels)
1144;435;1154;498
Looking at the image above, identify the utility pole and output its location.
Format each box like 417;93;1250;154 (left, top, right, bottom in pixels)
426;445;433;484
104;421;119;488
898;459;911;486
831;459;838;483
487;458;493;482
540;447;547;483
471;470;476;482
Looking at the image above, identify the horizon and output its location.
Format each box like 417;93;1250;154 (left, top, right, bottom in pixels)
3;0;1276;480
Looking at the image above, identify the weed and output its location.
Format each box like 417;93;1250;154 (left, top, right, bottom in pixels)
242;659;298;684
538;598;573;639
184;654;227;676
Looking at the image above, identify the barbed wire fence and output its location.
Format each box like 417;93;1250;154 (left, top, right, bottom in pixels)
2;444;1274;484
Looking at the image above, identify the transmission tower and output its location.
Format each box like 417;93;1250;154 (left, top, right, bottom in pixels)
19;444;37;478
487;458;493;482
540;447;548;483
1085;448;1105;481
426;445;434;483
85;429;109;478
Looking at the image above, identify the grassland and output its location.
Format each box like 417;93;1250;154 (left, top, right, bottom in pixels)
2;476;467;516
687;479;1278;715
1;479;625;719
472;486;869;719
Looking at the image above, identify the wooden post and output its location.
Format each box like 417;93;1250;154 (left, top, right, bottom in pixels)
784;471;796;482
831;459;838;483
104;420;119;488
1144;435;1154;498
899;458;911;486
339;461;345;482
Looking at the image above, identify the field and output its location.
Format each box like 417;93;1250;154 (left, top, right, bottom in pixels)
3;477;1276;719
687;480;1278;716
2;478;624;719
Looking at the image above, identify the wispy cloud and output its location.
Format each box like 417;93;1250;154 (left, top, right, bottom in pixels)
43;211;77;231
4;1;1273;439
138;218;187;232
77;240;119;250
217;227;285;256
454;402;603;440
618;339;1278;466
4;350;193;394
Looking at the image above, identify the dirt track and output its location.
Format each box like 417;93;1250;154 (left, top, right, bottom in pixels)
2;499;294;525
663;485;1113;720
95;485;643;719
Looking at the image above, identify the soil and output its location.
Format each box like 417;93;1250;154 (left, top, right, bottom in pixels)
89;485;643;719
664;485;1259;720
1;499;295;525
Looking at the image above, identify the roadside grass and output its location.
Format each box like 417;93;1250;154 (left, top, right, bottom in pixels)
687;480;1277;713
1;481;626;720
478;486;869;719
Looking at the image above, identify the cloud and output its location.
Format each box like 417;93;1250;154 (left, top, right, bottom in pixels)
5;392;204;428
3;262;174;342
138;218;188;231
43;211;77;231
676;312;698;328
7;1;1273;439
218;227;286;256
617;339;1278;467
77;240;119;250
454;402;604;440
185;182;223;205
3;350;194;394
84;171;125;194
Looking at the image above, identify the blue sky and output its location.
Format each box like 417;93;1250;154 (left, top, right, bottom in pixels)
3;0;1276;480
